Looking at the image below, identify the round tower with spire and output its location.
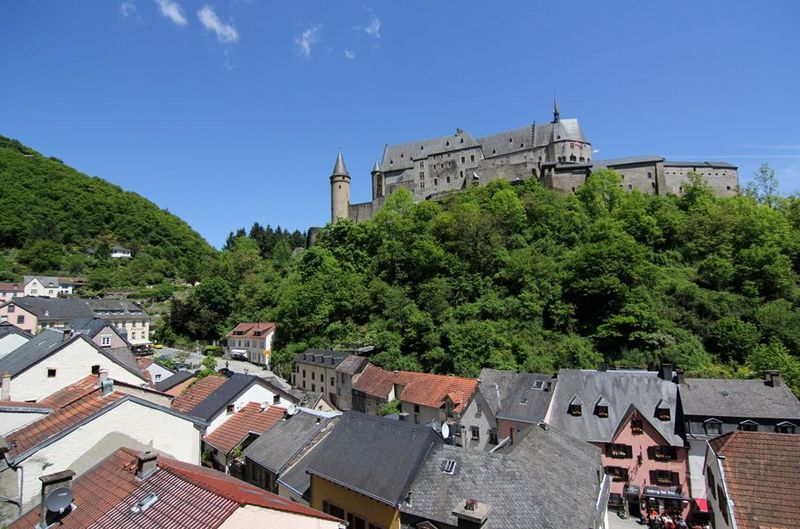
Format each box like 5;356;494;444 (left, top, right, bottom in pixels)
330;151;351;222
371;161;384;200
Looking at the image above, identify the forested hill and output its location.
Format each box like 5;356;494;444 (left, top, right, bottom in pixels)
0;135;215;285
167;168;800;393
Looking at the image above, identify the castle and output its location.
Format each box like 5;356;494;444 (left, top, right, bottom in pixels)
330;101;739;223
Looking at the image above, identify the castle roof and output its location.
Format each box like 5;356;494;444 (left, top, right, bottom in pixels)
332;151;349;176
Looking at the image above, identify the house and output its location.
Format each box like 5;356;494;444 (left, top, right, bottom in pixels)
304;411;441;529
171;373;299;435
5;447;345;529
0;297;151;348
243;408;340;502
465;368;556;451
135;356;173;385
0;327;147;402
68;317;129;348
0;375;204;523
546;367;688;518
153;370;195;395
351;363;401;414
0;322;30;359
0;283;22;303
22;276;71;298
704;431;800;529
110;245;132;258
400;423;611;529
679;369;800;498
334;354;368;410
293;349;351;406
202;402;286;474
226;322;276;366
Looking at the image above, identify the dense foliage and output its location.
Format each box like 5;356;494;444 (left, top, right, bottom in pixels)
0;136;216;286
163;168;800;393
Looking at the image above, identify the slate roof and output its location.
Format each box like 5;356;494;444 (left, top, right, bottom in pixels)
276;416;341;500
0;297;148;320
335;354;368;375
69;317;127;342
244;410;335;474
478;368;555;424
203;402;285;454
227;322;275;339
680;378;800;420
294;349;350;368
305;411;440;506
154;371;194;392
708;432;800;529
547;369;683;446
665;160;738;169
401;424;607;529
7;447;342;529
170;375;227;415
0;328;145;380
381;130;480;172
23;275;60;287
0;321;31;340
593;155;665;167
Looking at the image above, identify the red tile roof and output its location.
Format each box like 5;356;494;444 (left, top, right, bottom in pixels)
709;431;800;529
8;447;341;529
203;402;286;454
228;322;275;339
352;364;478;414
4;376;126;459
136;357;153;382
0;282;22;291
171;375;226;414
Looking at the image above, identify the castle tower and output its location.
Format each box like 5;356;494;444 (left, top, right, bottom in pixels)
330;151;351;222
371;161;384;199
552;96;560;123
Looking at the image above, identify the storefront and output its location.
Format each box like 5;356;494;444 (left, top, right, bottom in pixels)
624;485;641;517
641;486;689;516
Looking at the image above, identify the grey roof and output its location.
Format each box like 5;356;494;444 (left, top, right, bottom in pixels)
305;411;440;506
371;161;381;173
381;130;480;172
664;160;737;169
335;354;368;375
244;411;335;474
294;349;349;369
551;118;586;143
478;369;555;424
276;416;341;500
478;126;534;159
0;328;145;381
153;371;194;392
594;155;665;167
680;378;800;420
0;322;32;340
400;424;607;529
547;369;683;446
187;373;298;421
1;297;147;321
24;275;60;287
69;318;128;343
332;152;349;177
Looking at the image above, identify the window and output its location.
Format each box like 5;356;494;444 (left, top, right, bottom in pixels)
606;444;633;459
704;419;722;436
656;405;671;421
322;501;344;519
461;156;465;164
311;384;316;392
7;304;14;313
470;426;480;441
470;155;475;162
446;176;451;184
568;396;582;416
419;161;424;169
31;289;38;296
648;446;677;461
647;172;653;179
595;400;609;417
442;459;456;474
16;315;24;324
631;418;643;434
311;372;315;381
605;466;629;482
226;404;235;414
273;394;281;405
489;429;498;445
707;468;716;498
650;470;679;486
330;377;335;387
718;485;729;524
776;422;797;434
348;515;366;529
302;369;306;378
155;374;161;382
420;171;425;179
738;420;758;432
100;335;111;347
91;365;100;375
47;368;57;378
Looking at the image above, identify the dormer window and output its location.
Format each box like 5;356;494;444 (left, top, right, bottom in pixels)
568;396;583;417
776;421;797;434
594;397;609;418
631;418;643;434
704;418;722;436
655;399;670;421
738;420;758;432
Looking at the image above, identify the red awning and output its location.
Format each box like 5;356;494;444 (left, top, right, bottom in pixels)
692;499;709;512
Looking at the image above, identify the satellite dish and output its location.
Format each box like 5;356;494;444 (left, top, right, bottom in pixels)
286;404;298;416
45;487;74;513
441;423;450;439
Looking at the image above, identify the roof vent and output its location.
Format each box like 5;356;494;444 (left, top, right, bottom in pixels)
442;459;456;475
130;492;159;514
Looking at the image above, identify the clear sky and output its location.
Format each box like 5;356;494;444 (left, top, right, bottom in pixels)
2;1;799;247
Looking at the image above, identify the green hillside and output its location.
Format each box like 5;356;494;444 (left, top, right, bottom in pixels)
0;136;216;286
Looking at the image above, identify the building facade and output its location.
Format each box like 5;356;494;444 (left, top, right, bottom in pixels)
226;322;276;365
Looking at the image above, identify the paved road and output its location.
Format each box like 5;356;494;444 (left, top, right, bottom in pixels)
151;346;284;381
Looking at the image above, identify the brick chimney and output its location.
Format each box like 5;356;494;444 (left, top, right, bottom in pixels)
660;363;673;382
1;370;10;401
452;498;492;529
674;368;685;385
764;370;782;388
39;469;76;528
136;451;158;480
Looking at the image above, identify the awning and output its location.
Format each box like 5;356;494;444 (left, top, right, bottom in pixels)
642;486;689;502
230;349;247;354
692;498;709;512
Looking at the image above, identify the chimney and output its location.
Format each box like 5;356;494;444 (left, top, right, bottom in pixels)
674;368;685;384
598;363;608;372
136;451;158;480
98;370;113;396
39;469;76;529
452;499;492;529
764;370;782;388
660;363;673;382
62;329;72;342
1;370;10;401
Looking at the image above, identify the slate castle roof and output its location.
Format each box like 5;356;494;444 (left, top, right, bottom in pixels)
547;369;683;446
478;368;555;424
305;411;440;507
680;377;800;420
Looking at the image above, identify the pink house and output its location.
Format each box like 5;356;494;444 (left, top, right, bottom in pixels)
546;368;689;518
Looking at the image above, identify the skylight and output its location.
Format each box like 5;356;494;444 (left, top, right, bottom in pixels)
442;459;456;475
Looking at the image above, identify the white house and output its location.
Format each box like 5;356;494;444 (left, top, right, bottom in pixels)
110;245;132;258
22;276;72;298
0;323;30;359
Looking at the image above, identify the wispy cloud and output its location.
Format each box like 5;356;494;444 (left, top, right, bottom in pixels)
198;5;239;43
120;1;138;18
155;0;187;26
736;143;800;150
344;49;356;60
364;13;381;38
296;25;320;58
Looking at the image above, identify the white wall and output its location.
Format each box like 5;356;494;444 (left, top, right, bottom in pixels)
0;410;49;436
0;334;28;358
146;363;173;384
206;383;292;435
8;338;145;402
219;504;341;529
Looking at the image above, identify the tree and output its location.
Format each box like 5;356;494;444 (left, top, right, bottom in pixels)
18;240;63;272
746;163;779;208
706;317;761;363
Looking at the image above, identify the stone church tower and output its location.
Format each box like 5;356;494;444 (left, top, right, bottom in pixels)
330;151;351;222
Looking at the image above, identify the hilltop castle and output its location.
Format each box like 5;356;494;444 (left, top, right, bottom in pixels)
330;101;739;223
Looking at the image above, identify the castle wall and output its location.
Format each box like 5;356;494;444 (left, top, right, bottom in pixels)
612;162;661;195
662;164;738;197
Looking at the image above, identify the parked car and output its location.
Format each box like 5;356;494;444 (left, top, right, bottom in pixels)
217;367;235;378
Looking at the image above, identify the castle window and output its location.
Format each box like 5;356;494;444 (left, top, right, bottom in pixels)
419;161;424;168
420;171;425;178
569;155;576;162
446;176;451;184
446;141;449;146
726;186;731;191
647;172;653;179
470;155;475;162
579;157;584;162
508;138;512;142
420;146;424;150
460;171;464;178
492;149;496;155
401;154;404;158
460;138;464;144
434;178;438;186
461;156;465;164
520;143;524;148
628;184;632;190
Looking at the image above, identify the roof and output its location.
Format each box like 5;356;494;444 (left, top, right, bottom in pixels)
708;432;800;529
69;317;127;342
24;275;60;287
0;282;22;292
381;130;480;172
305;411;440;506
8;447;342;529
396;371;478;414
154;370;194;392
203;402;285;454
593;155;665;167
244;410;336;474
275;416;341;500
227;322;275;339
401;424;606;529
0;321;32;340
170;375;227;415
0;297;148;320
335;354;368;375
352;363;398;399
664;160;738;169
332;151;349;176
478;369;555;424
0;328;145;381
294;348;350;368
547;369;683;446
680;377;800;420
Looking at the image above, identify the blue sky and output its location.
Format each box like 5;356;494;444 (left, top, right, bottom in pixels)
2;1;799;248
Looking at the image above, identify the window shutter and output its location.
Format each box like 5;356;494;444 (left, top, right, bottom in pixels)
672;472;680;486
649;470;658;484
647;446;655;460
625;445;633;458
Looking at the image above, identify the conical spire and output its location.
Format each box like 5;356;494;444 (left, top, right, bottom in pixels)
332;151;349;177
552;95;560;123
371;161;381;174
